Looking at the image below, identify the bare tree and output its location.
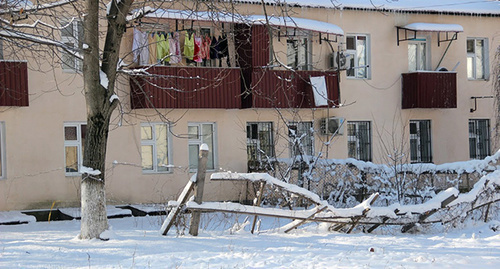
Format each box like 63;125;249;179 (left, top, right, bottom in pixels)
1;0;134;239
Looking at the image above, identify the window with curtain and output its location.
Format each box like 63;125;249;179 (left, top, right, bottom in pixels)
64;123;86;175
467;38;488;80
408;39;427;72
346;34;369;78
141;123;171;173
188;123;216;171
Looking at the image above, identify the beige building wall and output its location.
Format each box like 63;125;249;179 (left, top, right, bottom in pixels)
0;3;498;211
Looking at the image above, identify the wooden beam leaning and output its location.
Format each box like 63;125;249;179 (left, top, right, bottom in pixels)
160;179;195;235
284;205;329;233
251;181;266;234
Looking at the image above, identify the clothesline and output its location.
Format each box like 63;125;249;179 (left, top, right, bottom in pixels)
133;28;230;67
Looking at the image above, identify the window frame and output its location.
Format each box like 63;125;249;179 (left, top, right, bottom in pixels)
61;19;83;72
140;122;172;174
246;122;275;163
0;122;5;179
286;29;312;71
469;119;491;159
408;37;430;72
64;122;86;176
188;122;217;172
347;121;372;162
409;120;433;163
288;121;314;158
345;34;370;79
467;37;489;80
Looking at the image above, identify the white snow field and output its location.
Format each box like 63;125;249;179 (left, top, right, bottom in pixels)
1;212;499;268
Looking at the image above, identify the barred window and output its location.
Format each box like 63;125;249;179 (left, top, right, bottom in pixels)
247;122;274;163
410;120;432;163
469;119;490;159
347;121;372;161
288;121;314;158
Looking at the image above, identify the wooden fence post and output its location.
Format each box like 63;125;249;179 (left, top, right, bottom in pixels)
189;144;209;236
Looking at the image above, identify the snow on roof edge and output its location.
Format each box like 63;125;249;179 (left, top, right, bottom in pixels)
402;23;464;32
141;8;344;36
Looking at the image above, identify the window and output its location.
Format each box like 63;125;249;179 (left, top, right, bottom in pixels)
288;121;314;158
0;122;5;178
467;38;489;80
287;29;311;70
347;121;372;161
409;120;432;163
408;39;428;71
141;123;171;173
64;123;86;175
247;122;274;165
188;123;216;171
346;34;369;78
61;20;83;72
469;119;491;159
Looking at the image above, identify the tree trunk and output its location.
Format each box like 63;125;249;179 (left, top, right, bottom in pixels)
79;0;133;239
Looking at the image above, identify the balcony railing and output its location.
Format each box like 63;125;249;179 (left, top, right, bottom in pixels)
130;66;242;109
249;69;340;108
402;71;457;109
0;60;29;106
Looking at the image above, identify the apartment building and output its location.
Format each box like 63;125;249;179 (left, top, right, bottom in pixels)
0;0;499;211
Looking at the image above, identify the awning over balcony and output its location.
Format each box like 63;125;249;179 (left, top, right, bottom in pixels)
396;22;463;46
139;8;344;36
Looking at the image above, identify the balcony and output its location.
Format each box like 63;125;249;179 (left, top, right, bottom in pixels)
402;71;456;109
249;69;340;108
0;60;29;106
130;66;242;109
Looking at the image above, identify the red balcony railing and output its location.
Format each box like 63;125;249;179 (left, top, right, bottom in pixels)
402;71;457;109
0;60;29;106
249;69;339;108
130;66;242;109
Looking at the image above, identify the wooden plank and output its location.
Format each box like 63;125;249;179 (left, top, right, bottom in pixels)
284;205;328;233
251;181;266;234
401;194;457;233
160;179;195;235
189;147;209;236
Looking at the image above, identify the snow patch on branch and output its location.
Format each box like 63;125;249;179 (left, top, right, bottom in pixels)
80;166;102;176
109;94;119;103
100;70;109;89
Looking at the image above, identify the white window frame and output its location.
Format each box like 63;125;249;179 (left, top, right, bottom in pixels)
345;34;370;79
141;122;172;173
0;122;6;179
286;29;312;71
469;119;491;159
467;37;489;80
64;122;86;176
61;19;83;72
347;121;372;162
408;38;430;72
188;122;217;172
288;121;314;158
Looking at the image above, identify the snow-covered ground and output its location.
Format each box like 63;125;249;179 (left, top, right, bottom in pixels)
1;213;499;268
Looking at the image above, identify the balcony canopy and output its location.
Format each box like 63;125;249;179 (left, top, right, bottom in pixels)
396;22;463;46
139;8;344;36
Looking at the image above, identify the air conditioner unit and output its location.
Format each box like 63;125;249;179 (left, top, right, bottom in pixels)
329;52;351;71
320;117;345;135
